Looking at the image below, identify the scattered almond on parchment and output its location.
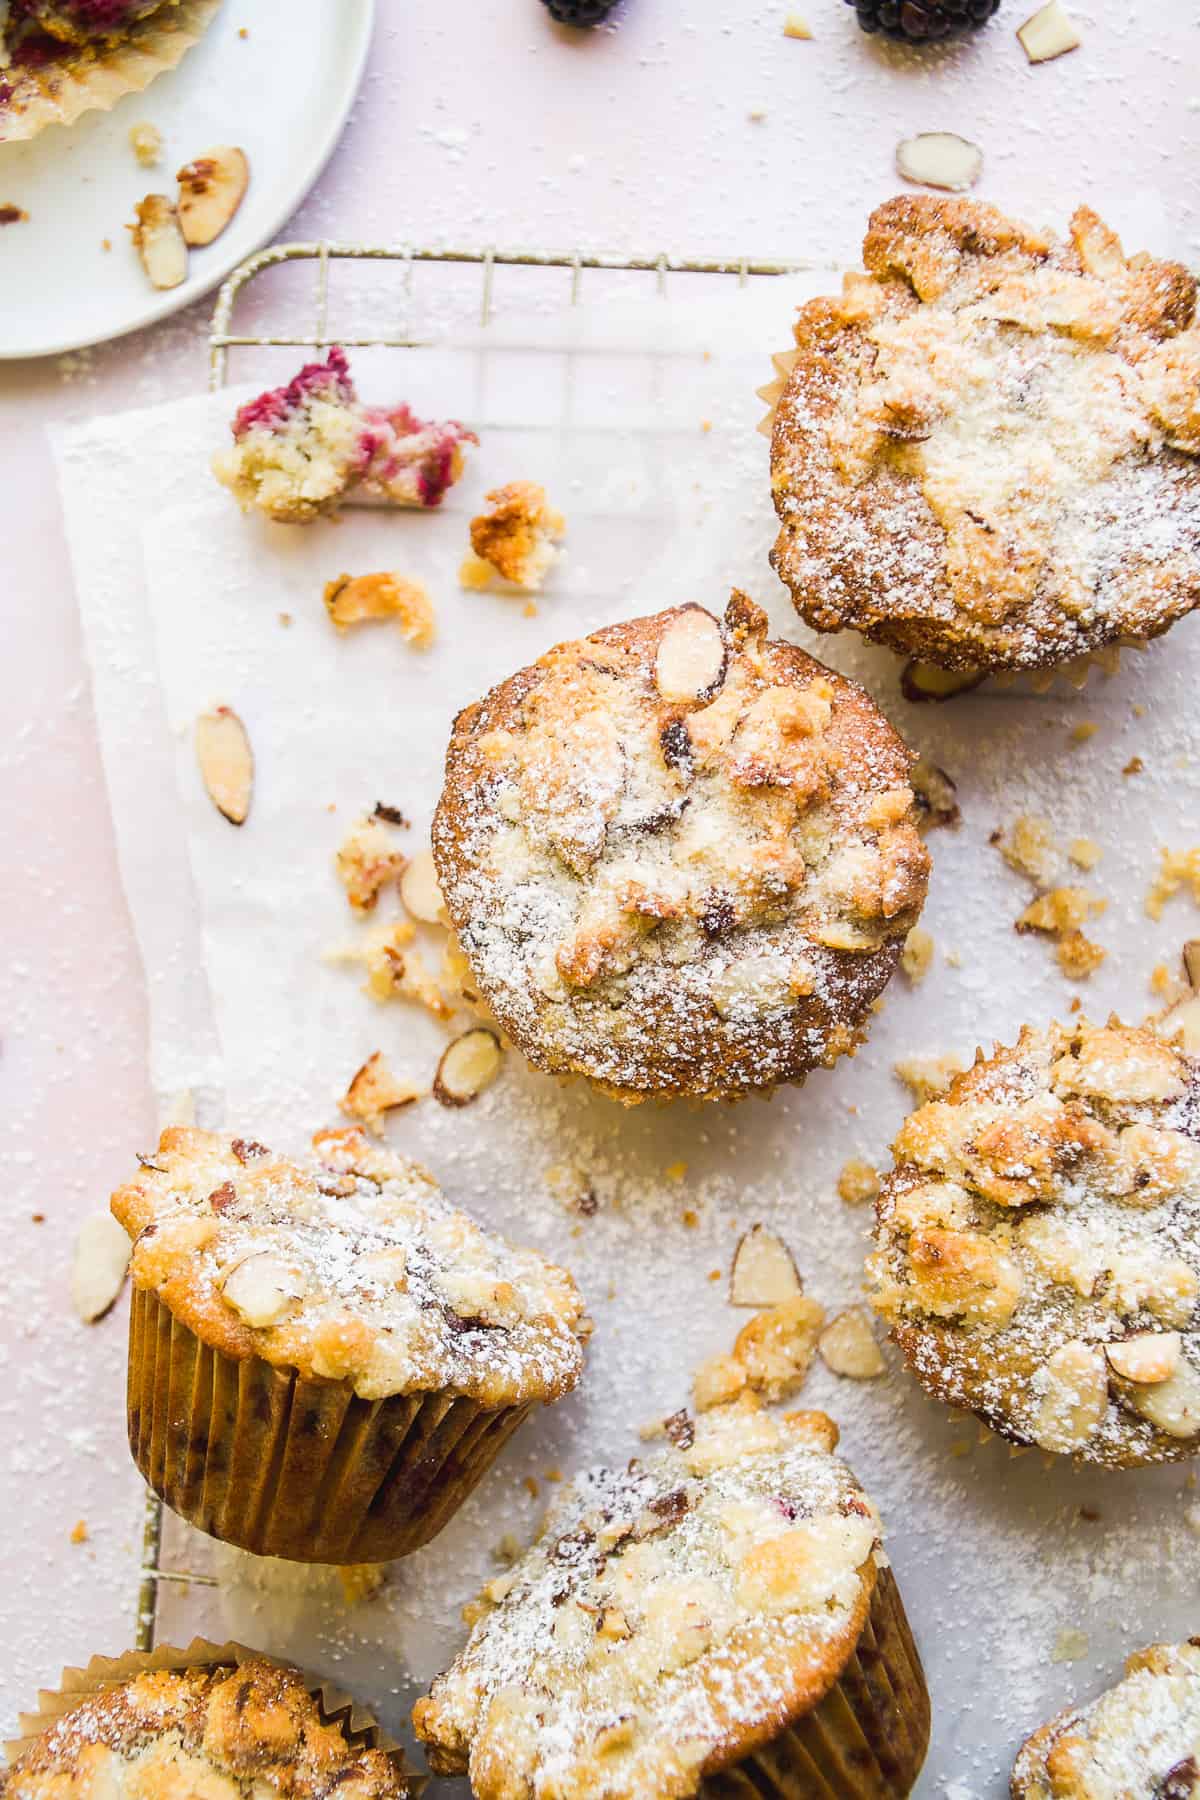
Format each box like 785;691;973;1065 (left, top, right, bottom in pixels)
70;1213;132;1323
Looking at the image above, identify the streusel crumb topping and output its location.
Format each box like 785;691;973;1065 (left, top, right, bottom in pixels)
110;1126;588;1407
869;1020;1200;1465
1;1660;410;1800
432;592;928;1100
771;197;1200;672
413;1402;881;1800
1012;1640;1200;1800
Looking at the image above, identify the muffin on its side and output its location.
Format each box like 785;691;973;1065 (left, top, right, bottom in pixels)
414;1399;930;1800
869;1020;1200;1465
432;591;929;1103
1012;1640;1200;1800
111;1125;589;1562
769;196;1200;675
2;1655;415;1800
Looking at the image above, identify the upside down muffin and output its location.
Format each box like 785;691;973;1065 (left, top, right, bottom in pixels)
1;1657;416;1800
868;1020;1200;1465
414;1401;930;1800
1011;1640;1200;1800
111;1125;589;1561
432;592;930;1102
769;197;1200;675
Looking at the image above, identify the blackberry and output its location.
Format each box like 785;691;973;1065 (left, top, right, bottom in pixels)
541;0;618;24
847;0;1000;40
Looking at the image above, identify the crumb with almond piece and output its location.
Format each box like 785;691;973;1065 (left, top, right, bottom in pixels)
340;1050;424;1135
336;816;408;913
325;923;454;1020
893;1053;965;1105
837;1157;880;1207
324;571;436;647
1146;848;1200;920
462;482;566;593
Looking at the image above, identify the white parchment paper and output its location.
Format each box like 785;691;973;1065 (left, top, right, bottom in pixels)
54;276;1200;1797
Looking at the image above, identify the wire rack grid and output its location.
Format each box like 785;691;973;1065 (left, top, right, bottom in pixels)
132;234;809;1652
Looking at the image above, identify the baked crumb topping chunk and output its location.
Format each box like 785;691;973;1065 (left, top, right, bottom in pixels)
0;1660;412;1800
212;348;476;524
413;1403;882;1800
110;1126;588;1408
1012;1640;1200;1800
771;197;1200;673
432;592;929;1101
869;1020;1200;1465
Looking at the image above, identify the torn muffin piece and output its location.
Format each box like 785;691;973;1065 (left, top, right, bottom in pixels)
462;482;566;593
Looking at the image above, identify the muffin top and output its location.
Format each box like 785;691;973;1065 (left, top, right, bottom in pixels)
432;592;929;1101
111;1126;588;1408
413;1401;881;1800
1012;1640;1200;1800
770;196;1200;673
1;1659;411;1800
869;1020;1200;1465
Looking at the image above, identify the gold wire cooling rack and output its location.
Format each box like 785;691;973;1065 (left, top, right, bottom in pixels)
132;235;810;1652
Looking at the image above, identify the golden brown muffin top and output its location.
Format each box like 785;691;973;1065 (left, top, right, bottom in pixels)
111;1126;588;1408
432;592;928;1102
413;1402;880;1800
1012;1640;1200;1800
1;1661;411;1800
770;196;1200;673
869;1020;1200;1465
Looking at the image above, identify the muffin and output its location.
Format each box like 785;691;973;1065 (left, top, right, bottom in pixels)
868;1019;1200;1465
2;1650;416;1799
111;1124;589;1561
1012;1640;1200;1799
432;591;930;1103
769;196;1200;676
414;1399;930;1799
212;347;477;524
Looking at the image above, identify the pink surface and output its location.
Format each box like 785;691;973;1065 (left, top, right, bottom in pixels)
2;0;1198;1736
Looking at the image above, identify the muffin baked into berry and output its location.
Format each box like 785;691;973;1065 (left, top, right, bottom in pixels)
212;347;477;524
0;0;219;141
432;592;929;1103
414;1401;930;1800
868;1020;1200;1465
2;1653;417;1800
1012;1640;1200;1800
769;197;1200;676
111;1125;589;1561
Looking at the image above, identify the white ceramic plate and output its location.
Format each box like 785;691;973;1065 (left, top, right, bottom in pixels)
0;0;374;360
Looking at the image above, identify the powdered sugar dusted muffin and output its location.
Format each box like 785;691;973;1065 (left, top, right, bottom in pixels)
111;1125;589;1560
414;1401;929;1799
432;592;930;1102
868;1020;1200;1466
2;1658;415;1800
212;348;477;524
1012;1640;1200;1800
770;197;1200;675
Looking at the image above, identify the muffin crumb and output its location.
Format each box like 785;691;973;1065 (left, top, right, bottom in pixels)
837;1157;880;1207
893;1053;965;1104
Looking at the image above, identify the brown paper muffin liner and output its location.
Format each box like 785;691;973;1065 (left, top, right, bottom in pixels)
0;0;221;144
699;1568;930;1800
4;1638;422;1792
127;1284;533;1563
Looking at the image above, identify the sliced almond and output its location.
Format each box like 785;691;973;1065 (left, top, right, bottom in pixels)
1119;1355;1200;1439
195;706;253;826
1032;1340;1108;1453
70;1213;132;1323
910;760;960;832
221;1253;306;1329
399;848;448;924
1105;1332;1181;1386
729;1224;802;1308
654;608;727;704
818;1308;886;1380
130;193;188;290
435;1027;503;1106
176;146;249;247
900;661;985;705
1184;941;1200;990
1154;994;1200;1054
895;132;983;194
340;1050;424;1135
1017;0;1082;63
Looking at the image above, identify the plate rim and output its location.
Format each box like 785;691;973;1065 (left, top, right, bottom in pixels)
0;0;376;362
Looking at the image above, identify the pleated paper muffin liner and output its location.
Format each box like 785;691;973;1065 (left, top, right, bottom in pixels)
4;1638;421;1792
0;0;221;144
127;1284;533;1564
699;1567;930;1800
759;344;1147;697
